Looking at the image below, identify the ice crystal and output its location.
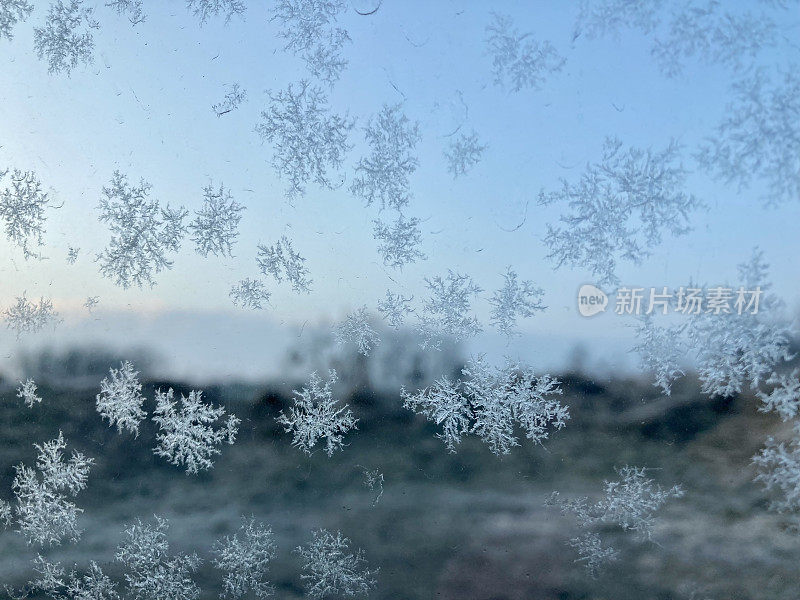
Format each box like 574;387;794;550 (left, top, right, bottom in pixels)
350;104;420;211
213;517;277;600
106;0;145;25
539;137;699;285
256;235;312;293
116;516;202;600
758;369;800;422
189;182;245;258
3;293;59;338
377;290;414;329
402;375;469;452
753;424;800;514
97;170;187;288
444;131;487;178
697;69;800;205
29;557;119;600
0;499;11;527
417;270;482;350
11;432;94;546
361;467;384;506
278;369;357;456
334;306;380;356
84;296;99;312
632;316;687;395
296;529;377;599
213;83;247;116
66;245;79;263
33;0;99;75
255;81;354;199
16;378;42;408
489;267;545;337
187;0;245;25
152;388;240;474
372;214;425;269
96;361;146;437
0;169;50;259
0;0;33;40
230;278;271;309
485;12;565;93
573;0;664;39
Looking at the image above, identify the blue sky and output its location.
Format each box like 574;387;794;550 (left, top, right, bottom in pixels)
1;1;798;381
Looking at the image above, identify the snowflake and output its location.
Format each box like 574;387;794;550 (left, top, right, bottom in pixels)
255;81;354;199
758;369;800;422
296;529;377;599
213;517;277;600
754;424;800;514
213;82;247;116
66;245;79;263
485;12;565;93
0;169;50;259
152;388;240;474
334;306;380;356
372;214;425;269
16;378;42;408
404;356;567;455
256;235;312;293
271;0;350;85
116;515;202;600
632;316;686;395
96;361;146;437
84;296;100;312
547;466;684;576
3;293;59;338
97;170;187;288
0;0;33;40
28;557;119;600
489;267;545;337
33;0;99;75
230;278;271;309
278;369;357;456
417;270;482;350
350;103;420;211
186;0;245;25
360;467;384;506
106;0;145;25
377;290;414;329
11;431;94;546
189;182;245;257
539;137;700;286
697;69;799;206
444;131;487;178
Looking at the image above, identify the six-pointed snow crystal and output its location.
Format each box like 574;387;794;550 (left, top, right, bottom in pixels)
334;305;380;356
489;267;545;337
213;517;277;600
0;168;50;259
33;0;99;75
417;270;483;350
189;182;245;258
296;529;377;599
96;361;146;436
372;214;425;269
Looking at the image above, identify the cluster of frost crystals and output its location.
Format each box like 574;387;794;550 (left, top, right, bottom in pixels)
186;0;245;25
271;0;350;86
213;517;277;600
334;306;380;356
28;556;119;600
106;0;145;26
189;182;245;257
255;81;354;199
256;235;312;293
403;355;567;455
539;137;699;286
753;424;800;515
443;131;487;178
230;278;271;309
33;0;99;75
152;388;240;474
10;432;94;546
485;13;565;93
350;104;421;211
116;516;201;600
377;290;414;329
417;270;482;350
372;214;425;269
547;466;684;577
97;171;187;288
3;293;59;338
573;0;664;39
17;378;42;408
697;69;799;206
631;316;686;395
0;169;50;259
489;267;545;337
212;83;247;116
0;0;33;40
296;529;377;599
758;369;800;422
278;369;357;456
96;361;146;436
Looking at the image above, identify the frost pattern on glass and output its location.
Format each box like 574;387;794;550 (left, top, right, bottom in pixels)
296;529;378;599
278;369;357;456
213;83;246;116
372;214;425;269
33;0;99;75
255;81;354;199
758;369;800;422
334;305;380;356
106;0;145;26
377;289;414;329
152;388;240;474
27;556;119;600
96;361;146;437
230;278;271;309
0;0;33;40
189;182;245;258
443;131;487;178
417;270;482;350
256;235;312;293
3;293;59;338
186;0;245;25
489;267;545;337
574;0;664;39
17;378;42;408
0;168;50;259
213;517;277;600
539;137;700;285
